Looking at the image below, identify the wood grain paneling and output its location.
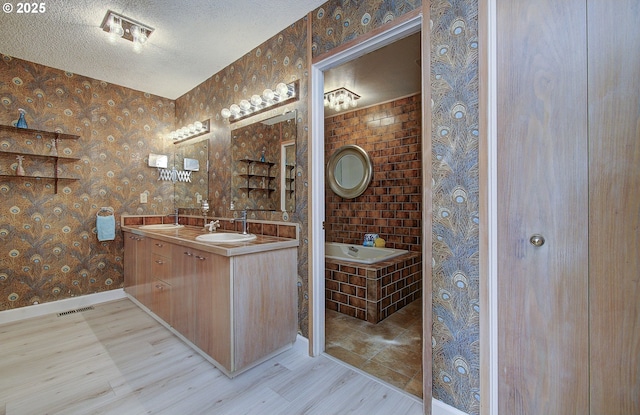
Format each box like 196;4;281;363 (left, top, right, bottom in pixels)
233;248;298;371
496;0;590;413
194;249;232;370
587;0;640;413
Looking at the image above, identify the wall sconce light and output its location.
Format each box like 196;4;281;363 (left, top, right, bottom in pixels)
101;10;154;52
168;119;210;143
221;80;299;123
324;87;360;111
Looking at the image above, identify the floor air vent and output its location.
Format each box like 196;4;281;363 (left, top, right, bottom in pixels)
58;306;95;317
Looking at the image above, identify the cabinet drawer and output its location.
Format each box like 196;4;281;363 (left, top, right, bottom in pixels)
151;239;172;258
152;253;171;280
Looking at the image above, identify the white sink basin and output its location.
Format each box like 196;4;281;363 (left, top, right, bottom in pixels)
195;233;257;243
139;224;185;230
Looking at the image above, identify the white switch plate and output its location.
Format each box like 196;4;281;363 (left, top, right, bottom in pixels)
140;193;147;203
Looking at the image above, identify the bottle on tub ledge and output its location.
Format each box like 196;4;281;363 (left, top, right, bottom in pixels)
363;233;379;247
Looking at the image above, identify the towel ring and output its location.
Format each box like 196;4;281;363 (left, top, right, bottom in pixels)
97;207;114;217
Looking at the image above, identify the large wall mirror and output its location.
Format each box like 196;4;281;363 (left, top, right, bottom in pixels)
173;137;209;209
231;111;297;212
326;144;372;199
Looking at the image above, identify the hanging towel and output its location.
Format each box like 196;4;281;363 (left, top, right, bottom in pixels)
96;214;116;241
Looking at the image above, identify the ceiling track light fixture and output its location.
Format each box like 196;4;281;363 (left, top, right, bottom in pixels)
324;87;360;111
221;80;299;123
100;10;154;52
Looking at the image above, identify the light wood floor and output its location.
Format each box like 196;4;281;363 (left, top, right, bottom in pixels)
0;299;422;415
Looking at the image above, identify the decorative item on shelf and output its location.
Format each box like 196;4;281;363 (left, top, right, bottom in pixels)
168;119;210;143
49;138;58;156
15;155;25;176
324;87;360;111
260;148;266;163
16;109;28;129
221;80;299;123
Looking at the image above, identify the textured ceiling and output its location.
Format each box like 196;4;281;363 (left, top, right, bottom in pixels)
0;0;327;99
0;1;421;111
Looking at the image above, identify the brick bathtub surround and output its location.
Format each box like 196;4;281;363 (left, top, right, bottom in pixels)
325;252;422;323
324;94;422;253
121;215;297;239
324;95;423;322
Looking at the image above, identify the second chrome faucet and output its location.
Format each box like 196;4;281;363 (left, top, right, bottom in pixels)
231;209;249;234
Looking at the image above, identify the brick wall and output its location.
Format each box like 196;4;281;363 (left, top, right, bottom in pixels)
324;94;422;252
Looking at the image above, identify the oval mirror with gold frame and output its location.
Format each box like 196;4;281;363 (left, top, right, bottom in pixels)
326;144;373;199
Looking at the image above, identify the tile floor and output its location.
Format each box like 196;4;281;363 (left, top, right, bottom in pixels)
325;299;423;398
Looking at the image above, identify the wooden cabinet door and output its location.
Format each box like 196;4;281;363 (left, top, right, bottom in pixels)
232;248;297;371
170;245;197;343
496;0;589;413
123;232;138;298
123;232;147;301
587;1;640;413
194;249;232;371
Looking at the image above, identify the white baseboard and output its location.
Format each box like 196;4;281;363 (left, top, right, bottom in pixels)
0;289;126;325
433;398;469;415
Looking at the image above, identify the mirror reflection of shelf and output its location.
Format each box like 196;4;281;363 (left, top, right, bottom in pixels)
238;158;276;193
285;164;295;196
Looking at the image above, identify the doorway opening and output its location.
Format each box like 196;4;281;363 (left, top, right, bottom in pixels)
310;14;427;401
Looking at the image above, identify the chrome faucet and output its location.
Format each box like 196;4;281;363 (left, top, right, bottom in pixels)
231;209;249;234
173;208;179;225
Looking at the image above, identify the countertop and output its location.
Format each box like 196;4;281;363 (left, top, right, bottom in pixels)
122;225;299;257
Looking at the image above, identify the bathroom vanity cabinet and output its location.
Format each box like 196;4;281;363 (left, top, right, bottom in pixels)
122;229;298;377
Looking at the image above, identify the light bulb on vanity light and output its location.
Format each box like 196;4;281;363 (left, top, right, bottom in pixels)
275;83;289;98
263;89;275;102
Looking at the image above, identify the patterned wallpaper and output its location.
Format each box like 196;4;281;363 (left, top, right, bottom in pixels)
313;1;480;413
1;0;479;412
0;55;175;310
311;0;421;58
430;1;480;413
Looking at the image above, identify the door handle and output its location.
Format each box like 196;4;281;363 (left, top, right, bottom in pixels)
529;234;545;247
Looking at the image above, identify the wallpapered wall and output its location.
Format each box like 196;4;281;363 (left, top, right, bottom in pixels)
0;0;479;413
0;55;175;310
430;1;480;413
313;1;480;414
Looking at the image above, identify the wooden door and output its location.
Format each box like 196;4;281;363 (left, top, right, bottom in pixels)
496;0;590;413
587;1;640;413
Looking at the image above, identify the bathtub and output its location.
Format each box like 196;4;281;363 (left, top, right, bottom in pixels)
325;242;409;265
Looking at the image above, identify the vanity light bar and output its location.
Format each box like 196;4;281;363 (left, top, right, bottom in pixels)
221;80;299;123
169;119;210;143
